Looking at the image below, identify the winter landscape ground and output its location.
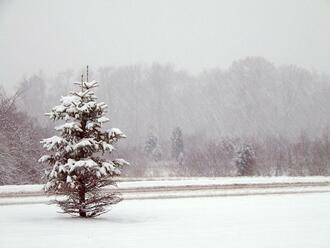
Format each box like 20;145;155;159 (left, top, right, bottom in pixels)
1;192;330;248
1;178;330;248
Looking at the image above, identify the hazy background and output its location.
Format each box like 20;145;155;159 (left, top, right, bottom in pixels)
1;0;330;92
0;0;330;184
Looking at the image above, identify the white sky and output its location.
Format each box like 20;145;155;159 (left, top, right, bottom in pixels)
0;0;329;91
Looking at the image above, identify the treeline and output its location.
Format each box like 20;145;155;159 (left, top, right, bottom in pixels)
183;131;330;177
0;56;329;184
117;127;330;177
16;57;330;145
17;57;330;144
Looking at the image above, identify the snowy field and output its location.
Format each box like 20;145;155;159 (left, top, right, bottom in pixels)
1;193;330;248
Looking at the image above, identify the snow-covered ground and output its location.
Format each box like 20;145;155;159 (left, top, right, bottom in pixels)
1;193;330;248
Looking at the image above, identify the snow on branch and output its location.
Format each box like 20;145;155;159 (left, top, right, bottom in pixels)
40;136;68;151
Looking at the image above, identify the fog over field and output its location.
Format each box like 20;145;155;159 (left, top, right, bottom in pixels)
0;0;329;184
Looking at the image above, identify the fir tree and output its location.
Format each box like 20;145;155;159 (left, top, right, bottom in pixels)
152;146;162;162
144;132;162;161
144;133;158;155
233;144;256;176
39;69;129;218
171;127;184;162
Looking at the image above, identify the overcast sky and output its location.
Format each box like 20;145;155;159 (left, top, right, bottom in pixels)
0;0;329;91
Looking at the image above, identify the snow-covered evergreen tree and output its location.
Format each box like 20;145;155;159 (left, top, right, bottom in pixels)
152;145;162;161
144;133;158;155
233;144;256;176
144;132;163;162
39;73;129;218
171;127;184;163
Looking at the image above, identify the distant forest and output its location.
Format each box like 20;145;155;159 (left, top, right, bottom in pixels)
1;57;330;184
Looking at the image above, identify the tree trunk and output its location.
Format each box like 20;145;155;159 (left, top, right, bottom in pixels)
79;184;86;217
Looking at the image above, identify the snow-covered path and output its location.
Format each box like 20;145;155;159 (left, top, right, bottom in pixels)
1;177;330;205
1;193;330;248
